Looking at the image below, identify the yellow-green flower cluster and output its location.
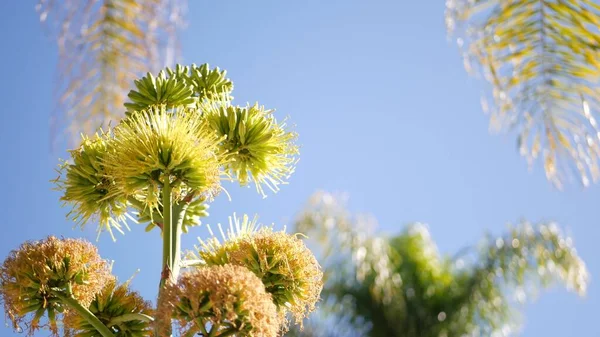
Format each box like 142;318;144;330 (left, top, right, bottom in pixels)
197;215;323;327
0;236;112;336
158;265;280;337
56;106;224;237
105;107;223;211
56;131;129;239
64;279;154;337
204;103;299;197
56;64;299;238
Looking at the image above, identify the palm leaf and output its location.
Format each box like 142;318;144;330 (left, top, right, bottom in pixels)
447;0;600;188
293;192;589;337
36;0;185;145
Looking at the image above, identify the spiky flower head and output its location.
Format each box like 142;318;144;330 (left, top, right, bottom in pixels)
124;69;197;114
203;103;298;197
0;237;112;336
158;264;281;337
105;106;223;212
55;131;129;240
195;213;261;266
187;63;234;101
124;64;234;115
197;217;323;326
64;279;154;337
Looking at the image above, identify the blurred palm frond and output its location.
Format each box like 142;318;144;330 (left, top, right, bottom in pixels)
290;192;588;337
36;0;185;145
447;0;600;188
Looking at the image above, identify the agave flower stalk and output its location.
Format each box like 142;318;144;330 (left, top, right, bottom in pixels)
1;63;320;337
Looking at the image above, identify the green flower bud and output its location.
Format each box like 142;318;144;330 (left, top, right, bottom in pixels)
124;69;197;114
0;237;112;336
124;63;233;116
64;279;154;337
158;265;281;337
187;63;233;101
204;103;299;197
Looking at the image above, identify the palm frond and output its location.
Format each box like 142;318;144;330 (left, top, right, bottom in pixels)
447;0;600;188
294;193;589;337
36;0;186;145
447;221;589;337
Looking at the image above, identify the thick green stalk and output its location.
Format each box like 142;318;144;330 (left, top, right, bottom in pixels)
218;329;239;337
54;292;114;337
171;202;187;281
155;177;187;336
156;177;173;336
161;177;173;285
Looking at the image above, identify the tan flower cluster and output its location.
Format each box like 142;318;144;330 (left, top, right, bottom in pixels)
158;264;281;337
197;222;323;328
0;236;112;336
229;229;323;325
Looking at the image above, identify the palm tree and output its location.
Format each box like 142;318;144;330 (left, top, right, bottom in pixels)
286;191;588;337
446;0;600;188
36;0;185;144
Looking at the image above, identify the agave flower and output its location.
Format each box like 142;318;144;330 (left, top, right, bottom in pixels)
203;103;298;197
124;63;234;115
158;264;281;337
197;215;323;327
55;131;129;240
105;106;223;213
64;279;154;337
0;236;112;336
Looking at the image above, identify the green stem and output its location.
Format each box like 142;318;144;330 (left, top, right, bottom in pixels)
162;177;173;285
155;176;188;336
171;202;187;281
127;197;146;210
218;328;239;337
199;321;210;336
54;292;114;337
107;313;154;326
156;177;174;336
182;329;200;337
180;259;204;268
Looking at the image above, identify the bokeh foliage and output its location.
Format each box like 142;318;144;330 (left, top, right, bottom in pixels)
287;191;588;337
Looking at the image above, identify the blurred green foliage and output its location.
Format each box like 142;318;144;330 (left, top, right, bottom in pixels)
286;191;588;337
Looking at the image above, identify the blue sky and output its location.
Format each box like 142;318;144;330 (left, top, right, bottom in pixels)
0;1;598;336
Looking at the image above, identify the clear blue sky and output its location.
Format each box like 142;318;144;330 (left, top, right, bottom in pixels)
0;1;598;336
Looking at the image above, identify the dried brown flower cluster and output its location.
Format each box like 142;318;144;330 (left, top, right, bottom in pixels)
0;236;112;336
158;264;281;337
